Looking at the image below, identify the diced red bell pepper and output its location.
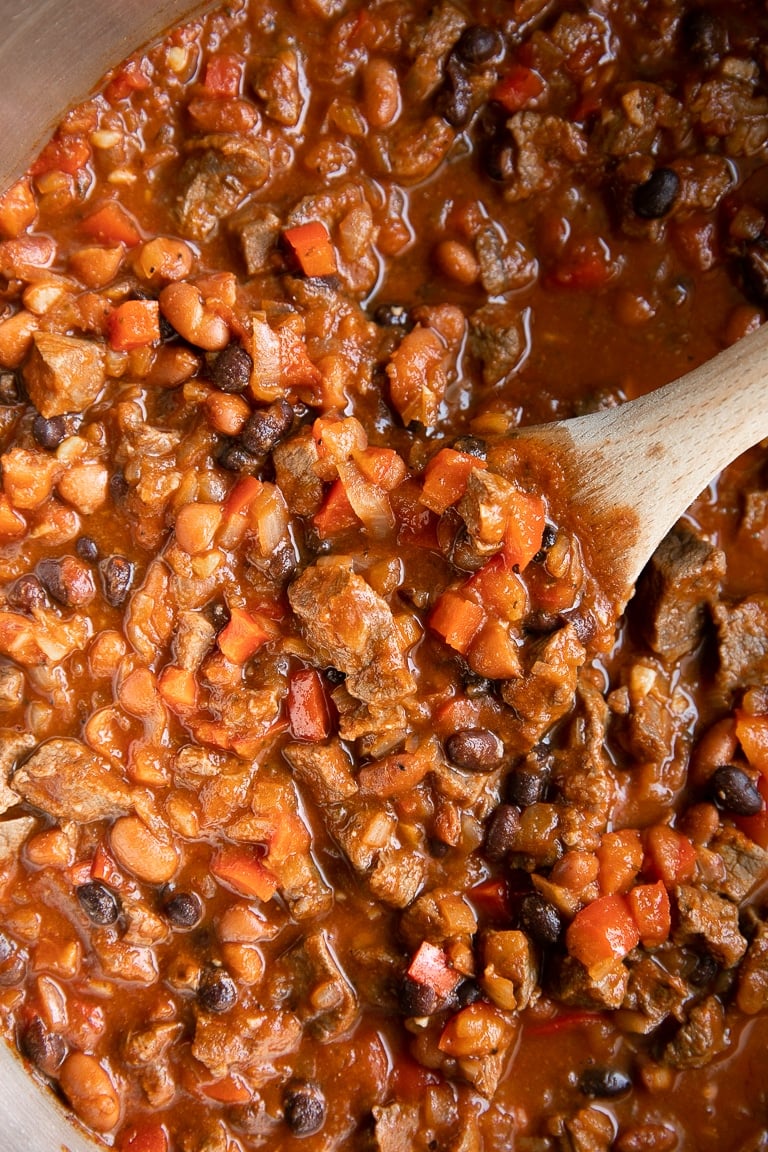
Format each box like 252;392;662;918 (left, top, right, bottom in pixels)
283;220;338;278
492;64;545;113
429;590;486;655
157;665;197;711
735;773;768;848
218;606;275;663
407;941;462;998
643;824;697;888
107;299;160;351
549;236;614;291
82;202;141;248
468;876;511;921
421;448;486;514
597;828;643;896
566;893;640;972
313;479;359;536
287;668;332;741
465;556;527;623
31;134;91;178
501;490;547;570
627;880;671;948
355;446;407;491
212;847;279;901
105;57;152;103
90;841;123;889
117;1125;169;1152
203;53;244;98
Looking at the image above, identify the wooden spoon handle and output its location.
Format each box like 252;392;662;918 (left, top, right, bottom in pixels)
493;323;768;610
570;322;768;591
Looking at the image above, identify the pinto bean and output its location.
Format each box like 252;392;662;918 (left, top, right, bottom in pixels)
58;1052;121;1133
109;816;179;884
159;281;229;350
363;59;401;128
134;236;194;282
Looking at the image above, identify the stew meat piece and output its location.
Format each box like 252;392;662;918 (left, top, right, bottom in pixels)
0;1;766;1151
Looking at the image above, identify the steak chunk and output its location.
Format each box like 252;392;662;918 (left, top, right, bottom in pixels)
714;595;768;693
663;995;728;1070
12;737;132;822
634;526;724;661
674;885;747;968
288;558;415;704
23;331;106;418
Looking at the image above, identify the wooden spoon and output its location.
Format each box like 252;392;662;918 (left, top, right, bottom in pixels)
489;322;768;612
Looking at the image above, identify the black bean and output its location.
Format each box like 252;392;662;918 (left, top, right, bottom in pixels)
400;976;441;1016
76;881;121;926
32;413;67;450
109;471;129;503
217;440;262;474
198;967;238;1013
283;1080;326;1137
439;57;474;127
483;804;521;862
456;979;484;1008
75;536;99;563
240;399;294;455
687;949;719;987
532;523;558;564
257;538;297;583
708;765;763;816
37;556;95;608
204;600;230;633
163;891;202;929
7;573;47;612
632;168;681;220
519;892;562;945
445;727;504;772
18;1016;66;1076
741;240;768;310
448;527;490;573
212;343;253;394
454;25;504;66
507;769;548;807
373;303;411;328
681;8;728;64
578;1066;632;1098
452;435;487;459
464;673;494;698
99;555;134;608
324;667;346;685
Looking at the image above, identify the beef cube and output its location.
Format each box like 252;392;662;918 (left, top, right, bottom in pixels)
372;1103;420;1152
674;885;747;968
619;955;690;1034
634;527;724;661
549;955;629;1010
710;826;768;901
23;332;106;418
12;737;132;822
714;595;768;692
736;922;768;1014
282;739;358;805
0;729;35;814
288;558;415;704
231;208;281;275
663;995;728;1069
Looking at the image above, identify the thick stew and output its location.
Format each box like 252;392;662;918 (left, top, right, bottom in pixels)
0;0;766;1150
